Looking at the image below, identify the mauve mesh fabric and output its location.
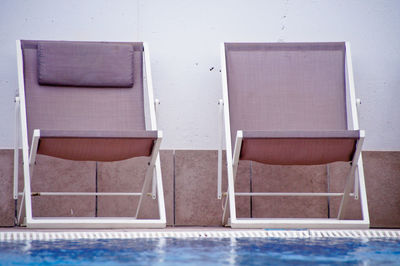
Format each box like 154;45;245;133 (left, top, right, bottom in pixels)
21;40;152;161
38;42;134;87
224;42;358;165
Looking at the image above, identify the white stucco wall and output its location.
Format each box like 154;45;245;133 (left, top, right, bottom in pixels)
0;0;399;150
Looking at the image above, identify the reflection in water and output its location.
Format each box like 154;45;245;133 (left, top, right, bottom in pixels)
0;237;399;265
21;239;31;253
228;237;237;265
156;237;166;264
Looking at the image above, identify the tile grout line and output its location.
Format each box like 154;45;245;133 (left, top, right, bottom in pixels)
173;150;176;226
250;162;253;218
95;162;98;217
327;164;331;219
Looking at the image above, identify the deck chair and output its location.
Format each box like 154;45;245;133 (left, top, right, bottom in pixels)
14;40;166;228
217;42;369;229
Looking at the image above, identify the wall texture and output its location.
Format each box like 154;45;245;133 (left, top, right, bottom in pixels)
0;0;399;150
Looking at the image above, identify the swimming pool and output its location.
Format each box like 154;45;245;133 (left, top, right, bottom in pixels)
0;231;399;265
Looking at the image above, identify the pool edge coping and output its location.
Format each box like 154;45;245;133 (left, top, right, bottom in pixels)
1;229;400;240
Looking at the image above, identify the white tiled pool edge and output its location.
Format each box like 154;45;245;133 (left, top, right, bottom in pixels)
0;230;400;240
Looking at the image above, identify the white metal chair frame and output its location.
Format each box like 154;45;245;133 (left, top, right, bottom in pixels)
217;42;370;229
14;41;166;228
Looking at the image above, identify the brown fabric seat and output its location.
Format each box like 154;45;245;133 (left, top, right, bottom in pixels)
38;130;157;162
240;130;360;165
21;40;153;162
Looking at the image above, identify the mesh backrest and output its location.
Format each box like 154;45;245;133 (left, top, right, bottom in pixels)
21;40;145;144
225;42;348;145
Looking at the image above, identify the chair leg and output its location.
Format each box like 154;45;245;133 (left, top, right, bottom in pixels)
135;137;162;219
29;130;40;177
338;135;364;219
221;184;230;225
13;97;20;224
21;130;40;225
356;154;370;223
217;99;224;200
222;131;243;225
151;170;157;199
155;155;166;223
22;142;33;224
135;162;155;219
337;161;358;219
16;95;37;225
17;190;24;225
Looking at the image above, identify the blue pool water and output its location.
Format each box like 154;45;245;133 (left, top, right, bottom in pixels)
0;237;399;265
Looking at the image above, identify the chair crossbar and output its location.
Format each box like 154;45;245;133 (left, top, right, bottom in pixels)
19;192;145;196
235;192;347;197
